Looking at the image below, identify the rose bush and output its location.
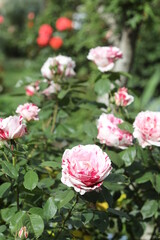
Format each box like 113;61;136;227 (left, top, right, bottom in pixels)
1;1;160;238
0;9;160;238
1;43;160;239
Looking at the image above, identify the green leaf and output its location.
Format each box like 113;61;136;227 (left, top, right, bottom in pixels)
10;211;26;233
0;233;6;240
118;122;133;133
38;178;54;189
1;207;17;223
120;147;136;166
0;160;18;179
23;170;38;191
0;182;11;198
141;200;158;219
29;208;44;218
94;78;111;95
118;71;132;79
153;174;160;193
83;121;97;138
103;174;128;191
58;89;70;99
21;213;44;238
41;161;61;169
0;226;6;233
43;197;57;220
29;214;44;238
141;69;160;108
135;172;154;184
107;151;123;168
103;182;119;191
105;174;127;183
82;212;93;224
55;190;75;209
108;208;130;220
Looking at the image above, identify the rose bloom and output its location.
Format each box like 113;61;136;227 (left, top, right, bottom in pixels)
97;113;133;149
42;82;61;96
87;46;122;72
41;55;76;79
37;34;50;47
38;24;53;36
49;36;63;50
133;111;160;148
115;87;134;107
16;103;40;122
56;17;73;31
61;144;112;195
0;15;4;24
25;85;36;96
0;116;27;140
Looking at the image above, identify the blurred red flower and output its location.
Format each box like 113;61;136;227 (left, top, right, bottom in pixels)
28;12;35;20
56;17;72;31
49;36;63;50
37;34;50;47
0;15;4;24
38;24;53;36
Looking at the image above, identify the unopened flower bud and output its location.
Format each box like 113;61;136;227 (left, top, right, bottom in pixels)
18;226;28;239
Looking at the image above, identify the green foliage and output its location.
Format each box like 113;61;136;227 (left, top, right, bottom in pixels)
23;170;39;191
141;200;158;219
120;147;136;166
0;0;160;239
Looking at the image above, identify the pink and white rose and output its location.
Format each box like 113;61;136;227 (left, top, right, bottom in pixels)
16;103;40;121
133;111;160;148
97;113;133;149
115;87;134;107
0;116;27;140
61;144;112;195
87;46;122;72
42;82;61;96
41;55;76;79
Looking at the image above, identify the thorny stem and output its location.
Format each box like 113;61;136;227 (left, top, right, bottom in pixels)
2;151;9;162
12;156;16;166
16;185;20;211
51;102;58;132
54;194;79;240
12;146;20;211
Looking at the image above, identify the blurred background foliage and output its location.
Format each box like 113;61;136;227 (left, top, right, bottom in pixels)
0;0;160;111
